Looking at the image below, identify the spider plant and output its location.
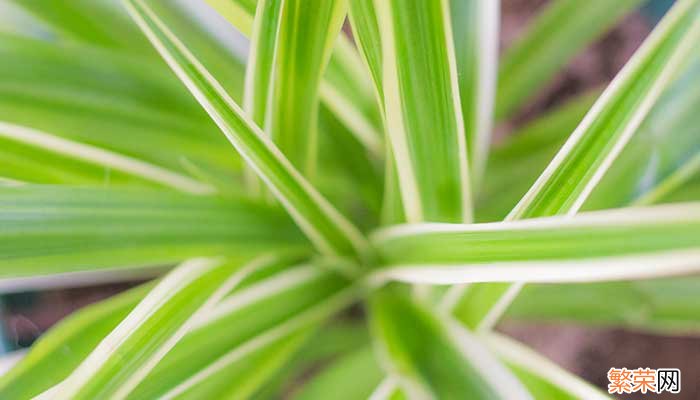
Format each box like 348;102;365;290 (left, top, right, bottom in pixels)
0;0;699;398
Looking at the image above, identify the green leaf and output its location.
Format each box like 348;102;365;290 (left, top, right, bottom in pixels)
451;0;500;185
124;0;369;260
0;122;213;194
204;0;257;38
366;379;409;400
245;0;350;176
348;0;382;100
0;34;242;180
265;0;349;174
369;288;531;399
168;331;311;400
655;172;700;204
480;50;700;222
320;35;384;157
483;334;610;400
495;0;642;119
348;1;405;227
243;0;282;131
206;0;384;157
373;0;472;223
9;0;153;55
0;284;151;399
45;258;242;399
508;276;700;334
0;185;305;285
372;203;700;287
291;346;383;400
255;319;371;398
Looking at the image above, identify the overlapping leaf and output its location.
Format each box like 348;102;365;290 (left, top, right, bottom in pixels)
205;0;383;157
125;0;369;260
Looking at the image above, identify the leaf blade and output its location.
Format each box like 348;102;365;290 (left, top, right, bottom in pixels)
373;0;472;223
372;203;700;289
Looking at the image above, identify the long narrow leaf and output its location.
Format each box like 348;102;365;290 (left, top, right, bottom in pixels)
266;0;349;174
585;55;700;209
0;122;213;194
124;0;369;260
372;203;700;288
373;0;471;223
511;0;700;219
0;186;305;287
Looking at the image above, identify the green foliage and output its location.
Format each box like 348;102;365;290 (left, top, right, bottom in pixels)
0;0;699;398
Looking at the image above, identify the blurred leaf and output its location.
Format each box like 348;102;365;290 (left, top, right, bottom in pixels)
257;319;371;399
0;33;242;180
0;185;305;285
509;275;700;334
585;56;700;209
369;288;531;399
348;0;405;227
495;0;642;119
291;346;383;400
0;122;213;194
509;0;700;220
0;254;305;398
9;0;153;54
483;334;610;400
451;0;500;185
0;284;150;399
204;0;257;37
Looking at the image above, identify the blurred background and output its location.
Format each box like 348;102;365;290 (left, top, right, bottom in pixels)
0;0;696;398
